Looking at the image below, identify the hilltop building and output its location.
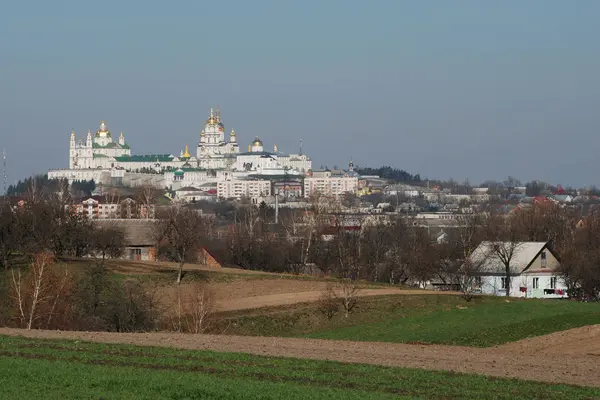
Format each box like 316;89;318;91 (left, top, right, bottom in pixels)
49;107;312;190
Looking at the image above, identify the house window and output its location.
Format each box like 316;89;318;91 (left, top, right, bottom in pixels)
533;277;539;289
540;251;547;267
501;277;508;290
550;277;557;289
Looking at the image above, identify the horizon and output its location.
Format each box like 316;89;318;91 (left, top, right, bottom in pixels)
1;1;599;188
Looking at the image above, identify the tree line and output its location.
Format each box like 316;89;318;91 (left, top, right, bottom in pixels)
203;200;600;301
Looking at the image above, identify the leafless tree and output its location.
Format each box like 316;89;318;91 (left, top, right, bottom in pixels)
486;213;527;296
558;212;600;301
92;224;125;266
137;185;156;219
10;252;70;330
0;202;21;269
339;278;359;318
317;284;339;320
183;283;214;333
155;206;211;284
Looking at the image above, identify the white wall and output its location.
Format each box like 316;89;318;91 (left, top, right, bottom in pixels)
480;274;568;298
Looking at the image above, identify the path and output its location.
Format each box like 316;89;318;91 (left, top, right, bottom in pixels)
215;289;454;312
1;327;599;388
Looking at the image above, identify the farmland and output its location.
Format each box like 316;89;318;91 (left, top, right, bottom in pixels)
3;259;600;398
1;334;599;400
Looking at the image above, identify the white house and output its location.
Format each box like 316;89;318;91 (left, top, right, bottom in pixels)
469;241;567;299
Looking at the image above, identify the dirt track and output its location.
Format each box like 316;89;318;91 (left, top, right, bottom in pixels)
214;289;446;312
1;326;600;388
156;278;456;312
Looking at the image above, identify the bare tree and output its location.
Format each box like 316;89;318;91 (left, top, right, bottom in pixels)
10;252;70;329
0;202;21;269
317;284;339;320
184;283;214;333
558;212;600;301
92;224;126;266
438;215;488;300
137;185;156;219
339;279;359;318
155;206;210;284
486;216;523;297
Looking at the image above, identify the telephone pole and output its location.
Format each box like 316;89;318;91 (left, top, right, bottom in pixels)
2;148;6;196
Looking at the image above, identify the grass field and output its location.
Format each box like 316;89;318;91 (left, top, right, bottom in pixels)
307;298;600;346
218;295;600;346
0;335;598;400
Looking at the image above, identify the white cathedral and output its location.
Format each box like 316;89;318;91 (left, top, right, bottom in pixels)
51;107;312;188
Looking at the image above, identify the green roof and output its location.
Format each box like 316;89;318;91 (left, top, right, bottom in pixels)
92;142;129;149
114;154;174;162
93;153;109;158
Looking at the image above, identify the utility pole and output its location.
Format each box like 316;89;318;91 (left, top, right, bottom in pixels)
2;148;6;196
275;188;279;224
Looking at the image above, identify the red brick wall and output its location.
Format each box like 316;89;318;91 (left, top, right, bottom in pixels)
199;248;222;268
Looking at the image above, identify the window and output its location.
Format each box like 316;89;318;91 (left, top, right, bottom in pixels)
550;277;557;289
501;277;508;289
533;277;539;289
541;251;547;267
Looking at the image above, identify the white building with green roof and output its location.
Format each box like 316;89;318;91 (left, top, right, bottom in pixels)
69;121;132;169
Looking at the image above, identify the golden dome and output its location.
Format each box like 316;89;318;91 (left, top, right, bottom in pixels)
200;129;205;136
183;145;191;158
252;137;263;146
230;129;236;136
206;108;215;124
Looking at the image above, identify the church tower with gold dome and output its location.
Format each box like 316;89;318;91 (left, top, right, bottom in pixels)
196;107;239;169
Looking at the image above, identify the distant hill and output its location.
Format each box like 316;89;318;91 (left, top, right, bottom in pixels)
355;166;421;184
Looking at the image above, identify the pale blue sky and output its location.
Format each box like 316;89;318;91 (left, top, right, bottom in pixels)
1;1;599;187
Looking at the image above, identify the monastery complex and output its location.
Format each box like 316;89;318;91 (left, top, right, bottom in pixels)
49;108;360;200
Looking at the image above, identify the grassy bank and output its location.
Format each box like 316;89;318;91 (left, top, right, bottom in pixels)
218;294;469;337
0;335;598;400
218;295;600;347
307;299;600;346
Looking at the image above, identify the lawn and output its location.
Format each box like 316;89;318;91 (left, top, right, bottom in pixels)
0;335;598;400
307;298;600;346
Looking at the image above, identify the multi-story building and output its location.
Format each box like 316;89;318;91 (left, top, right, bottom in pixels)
303;161;359;198
68;197;155;219
217;179;272;200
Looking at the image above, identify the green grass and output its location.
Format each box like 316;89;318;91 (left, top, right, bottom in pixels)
218;294;470;337
307;298;600;346
0;335;598;399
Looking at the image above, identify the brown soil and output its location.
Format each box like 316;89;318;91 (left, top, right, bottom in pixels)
1;326;599;388
157;278;451;312
497;324;600;356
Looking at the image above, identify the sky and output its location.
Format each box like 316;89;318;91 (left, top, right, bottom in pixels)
1;0;599;188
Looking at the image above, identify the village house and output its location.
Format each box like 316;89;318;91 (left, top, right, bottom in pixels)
469;241;567;299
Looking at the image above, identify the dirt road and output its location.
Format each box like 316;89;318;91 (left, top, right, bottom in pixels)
1;326;599;388
215;289;448;312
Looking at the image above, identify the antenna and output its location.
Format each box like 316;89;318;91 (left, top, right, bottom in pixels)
2;148;6;195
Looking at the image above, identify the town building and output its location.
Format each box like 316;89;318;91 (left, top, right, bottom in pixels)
303;161;359;198
217;179;272;200
468;241;567;299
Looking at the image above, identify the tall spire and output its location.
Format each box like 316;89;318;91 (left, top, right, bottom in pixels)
183;144;190;158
